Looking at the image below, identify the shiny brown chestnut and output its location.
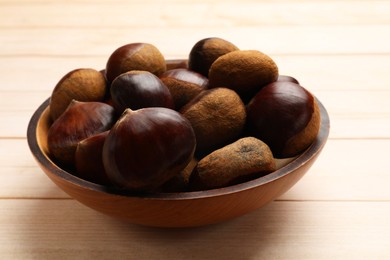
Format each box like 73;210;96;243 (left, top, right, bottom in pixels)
47;101;116;168
246;82;321;158
75;131;111;185
110;71;174;113
102;107;196;192
160;68;209;110
105;43;166;83
277;75;299;84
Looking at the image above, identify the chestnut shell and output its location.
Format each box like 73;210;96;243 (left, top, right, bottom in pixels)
160;68;208;109
110;71;174;113
102;107;196;191
105;43;166;83
246;82;319;158
47;101;116;167
75;131;111;185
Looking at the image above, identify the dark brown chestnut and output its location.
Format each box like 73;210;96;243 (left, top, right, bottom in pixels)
102;107;196;192
75;131;111;185
188;37;239;77
47;101;116;167
105;42;166;83
160;68;208;110
246;82;321;158
110;70;174;113
161;158;198;192
277;75;299;84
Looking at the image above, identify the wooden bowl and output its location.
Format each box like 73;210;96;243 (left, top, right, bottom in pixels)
27;64;330;228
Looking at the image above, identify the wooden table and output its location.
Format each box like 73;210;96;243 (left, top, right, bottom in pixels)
1;0;390;258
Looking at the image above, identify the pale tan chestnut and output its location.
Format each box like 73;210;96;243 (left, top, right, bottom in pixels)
105;42;166;83
49;68;107;121
190;137;276;190
209;50;278;101
180;87;246;157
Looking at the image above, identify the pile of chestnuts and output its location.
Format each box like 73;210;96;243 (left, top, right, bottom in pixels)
46;37;321;193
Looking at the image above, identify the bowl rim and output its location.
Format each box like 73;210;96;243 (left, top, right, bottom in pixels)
27;95;330;201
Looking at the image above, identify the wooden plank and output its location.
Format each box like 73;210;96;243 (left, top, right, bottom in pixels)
1;1;389;27
0;0;377;4
0;57;106;92
0;139;70;198
0;199;389;259
274;55;390;92
280;139;390;201
0;26;389;56
1;55;390;92
0;111;43;138
0;167;69;199
330;115;390;139
2;139;390;200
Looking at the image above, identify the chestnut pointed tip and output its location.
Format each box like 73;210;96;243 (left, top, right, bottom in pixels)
123;108;133;114
69;99;80;105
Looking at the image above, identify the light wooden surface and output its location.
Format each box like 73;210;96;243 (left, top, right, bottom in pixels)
1;0;390;258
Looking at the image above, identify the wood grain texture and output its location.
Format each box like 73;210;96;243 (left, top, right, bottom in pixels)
1;0;389;257
1;200;390;259
1;26;389;56
1;1;389;27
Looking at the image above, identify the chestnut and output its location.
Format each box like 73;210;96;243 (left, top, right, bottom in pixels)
47;100;116;168
180;87;246;157
110;70;174;113
160;68;209;110
50;68;107;121
277;75;299;84
190;137;276;190
246;82;321;158
105;42;166;83
102;107;196;192
75;131;111;185
161;158;198;192
209;50;279;102
166;59;188;70
188;37;239;77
